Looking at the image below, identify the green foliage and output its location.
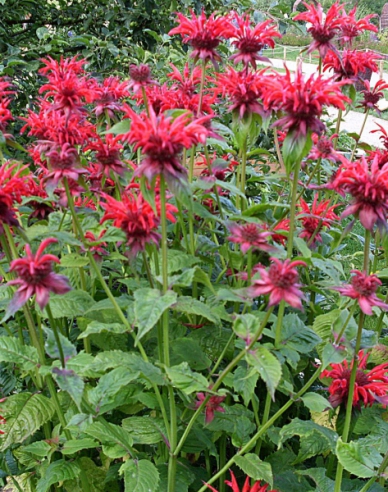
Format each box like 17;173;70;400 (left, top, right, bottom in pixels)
120;459;160;492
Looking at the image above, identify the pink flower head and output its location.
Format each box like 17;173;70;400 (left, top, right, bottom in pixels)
228;222;275;254
169;10;235;66
262;65;350;138
321;350;388;408
122;106;209;190
216;67;270;120
307;133;341;162
247;257;307;310
6;238;71;315
44;142;84;187
128;64;157;94
297;195;340;245
332;270;388;315
230;14;281;69
358;79;388;115
331;155;388;231
0;162;30;232
84;134;126;177
339;7;378;46
294;2;345;58
205;470;277;491
195;391;225;424
323;49;380;81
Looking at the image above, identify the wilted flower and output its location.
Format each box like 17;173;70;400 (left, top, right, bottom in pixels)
297;195;340;245
263;65;350;138
321;350;388;408
228;222;275;254
230;14;281;69
331;155;388;231
205;470;277;492
6;238;71;315
331;270;388;315
247;257;306;310
128;64;157;93
44;143;83;187
358;79;388;115
169;10;235;66
294;2;345;58
195;391;225;424
307;133;341;162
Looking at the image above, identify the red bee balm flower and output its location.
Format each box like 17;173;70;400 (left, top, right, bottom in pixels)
321;350;388;408
228;222;275;254
262;66;350;138
297;195;340;245
230;14;281;69
307;133;341;162
122;106;208;190
205;470;277;492
247;257;306;310
6;238;71;315
358;79;388;115
331;155;388;231
294;2;345;58
195;391;225;424
169;10;235;66
339;7;378;46
332;270;388;315
128;64;157;94
323;49;380;81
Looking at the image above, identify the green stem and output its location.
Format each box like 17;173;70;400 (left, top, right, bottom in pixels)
334;302;357;345
287;160;301;258
255;391;272;455
219;433;227;492
274;300;286;348
174;306;274;457
198;365;323;492
240;134;248;212
46;304;66;368
141;86;150;117
350;110;369;161
274;130;285;172
334;230;371;492
333;109;343;149
197;60;207;117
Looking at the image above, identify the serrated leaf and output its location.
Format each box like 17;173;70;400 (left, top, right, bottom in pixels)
84;421;133;454
233;313;261;340
36;460;80;492
23;440;51;457
78;321;128;339
157;463;196;492
106;119;130;135
246;346;282;399
234;454;273;487
165;362;209;394
188;327;234;361
60;254;89;267
61;438;98;455
52;367;84;410
170;338;211;371
0;393;55;451
173;296;220;325
43;326;77;360
0;337;39;372
296;468;335;491
46;290;95;318
88;366;140;414
336;438;381;478
151;250;198;275
122;416;166;445
233;366;259;407
301;392;333;412
322;344;346;369
134;288;177;340
121;459;160;492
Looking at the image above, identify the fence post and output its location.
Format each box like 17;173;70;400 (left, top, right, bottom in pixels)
380;59;384;79
309;53;312;63
283;46;286;61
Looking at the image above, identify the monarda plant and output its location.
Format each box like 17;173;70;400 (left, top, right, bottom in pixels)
0;3;387;492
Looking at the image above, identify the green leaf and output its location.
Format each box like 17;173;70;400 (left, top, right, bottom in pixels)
336;438;381;478
46;290;95;318
63;457;106;492
233;366;259;407
296;468;335;491
43;326;77;360
282;130;312;172
293;237;311;258
60;254;89;267
23;440;51;457
0;393;55;451
122;416;166;445
0;337;39;372
78;321;128;339
322;344;346;369
52;367;84;410
36;460;80;492
84;421;133;454
157;463;196;492
170;338;211;371
134;288;177;341
246;347;282;399
36;27;49;39
278;314;321;353
279;418;338;464
165;362;209;394
173;296;220;325
88;366;140;414
121;459;160;492
188;327;234;361
234;454;273;488
301;392;333;412
233;314;261;340
106;119;130;135
151;250;198;275
3;473;34;492
61;438;97;455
